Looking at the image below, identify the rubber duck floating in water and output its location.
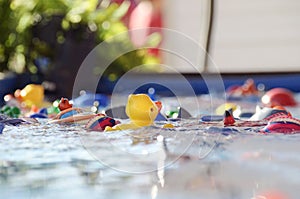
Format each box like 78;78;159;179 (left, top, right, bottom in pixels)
14;84;48;108
105;94;172;131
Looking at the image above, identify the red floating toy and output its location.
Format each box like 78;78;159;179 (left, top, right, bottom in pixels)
261;88;297;107
223;110;235;126
261;116;300;134
86;115;118;131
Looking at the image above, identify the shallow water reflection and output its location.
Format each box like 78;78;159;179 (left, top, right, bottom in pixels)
0;118;299;199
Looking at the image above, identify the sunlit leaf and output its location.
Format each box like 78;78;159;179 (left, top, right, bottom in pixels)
111;0;130;20
8;52;26;73
61;19;70;30
0;0;161;75
5;33;16;47
16;12;32;32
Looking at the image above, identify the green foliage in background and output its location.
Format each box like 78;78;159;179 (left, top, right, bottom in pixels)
0;0;160;77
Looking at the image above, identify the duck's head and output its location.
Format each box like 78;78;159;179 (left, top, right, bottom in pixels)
125;94;160;127
58;98;73;111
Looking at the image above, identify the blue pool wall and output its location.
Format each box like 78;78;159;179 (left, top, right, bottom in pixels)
97;73;300;97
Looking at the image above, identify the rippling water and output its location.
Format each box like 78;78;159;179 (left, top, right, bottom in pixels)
1;97;300;199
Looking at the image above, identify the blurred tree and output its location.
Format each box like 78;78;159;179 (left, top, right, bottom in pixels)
0;0;161;97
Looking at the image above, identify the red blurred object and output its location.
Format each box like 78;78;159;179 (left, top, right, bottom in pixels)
227;78;259;96
112;0;162;58
155;101;162;112
223;110;235;126
262;88;297;107
30;105;39;113
58;98;73;111
254;190;289;199
261;115;300;134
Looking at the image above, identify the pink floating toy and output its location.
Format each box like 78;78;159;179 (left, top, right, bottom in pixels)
261;116;300;134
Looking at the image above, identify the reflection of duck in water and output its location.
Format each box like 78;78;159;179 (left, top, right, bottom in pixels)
105;94;162;131
49;98;95;124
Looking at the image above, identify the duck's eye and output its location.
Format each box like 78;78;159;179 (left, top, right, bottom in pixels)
150;107;154;112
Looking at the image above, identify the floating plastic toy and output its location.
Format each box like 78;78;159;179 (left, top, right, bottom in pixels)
58;98;73;111
165;106;192;120
105;104;189;121
14;84;45;108
0;106;21;118
215;102;255;119
261;87;297;107
200;106;292;128
223;110;235;126
261;116;300;134
30;113;48;119
29;100;61;119
49;98;96;124
249;106;290;121
215;103;238;115
105;94;167;131
226;79;260;100
46;100;61;117
86;114;118;131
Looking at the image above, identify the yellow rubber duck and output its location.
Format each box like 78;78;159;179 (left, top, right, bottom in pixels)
15;84;47;108
105;94;160;131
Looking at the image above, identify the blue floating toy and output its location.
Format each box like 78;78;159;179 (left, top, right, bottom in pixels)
30;113;48;119
60;109;79;119
39;108;48;115
200;115;224;122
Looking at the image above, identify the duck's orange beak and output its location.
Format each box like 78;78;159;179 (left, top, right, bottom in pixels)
155;101;162;112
